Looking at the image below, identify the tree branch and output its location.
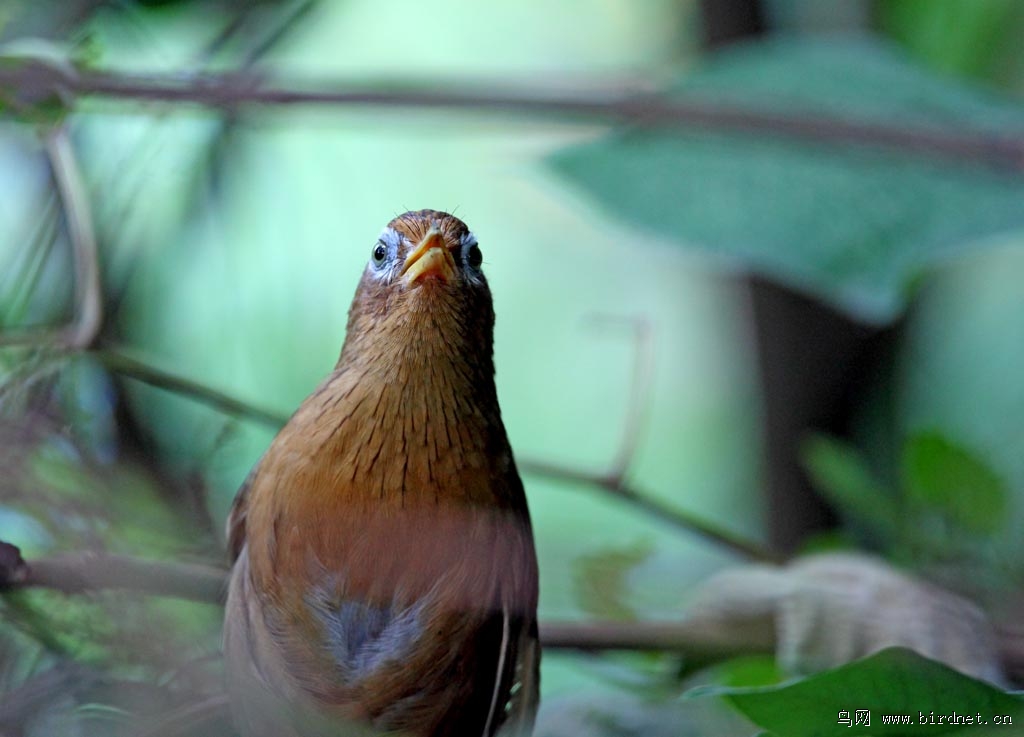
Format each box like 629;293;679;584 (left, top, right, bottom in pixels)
518;458;776;562
0;541;754;660
0;542;227;604
527;314;777;562
538;620;768;658
1;61;1023;169
95;346;290;428
87;346;774;561
7;540;1024;683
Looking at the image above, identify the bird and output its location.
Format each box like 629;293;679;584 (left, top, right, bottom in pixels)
223;210;540;737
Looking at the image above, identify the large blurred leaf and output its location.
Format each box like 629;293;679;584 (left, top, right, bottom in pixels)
549;37;1024;323
902;430;1007;535
693;648;1024;736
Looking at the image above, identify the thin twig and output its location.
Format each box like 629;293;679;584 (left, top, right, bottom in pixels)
86;348;773;560
538;620;769;658
46;125;103;349
94;347;290;428
517;458;777;562
85;348;770;560
0;126;102;349
1;62;1024;169
532;313;776;561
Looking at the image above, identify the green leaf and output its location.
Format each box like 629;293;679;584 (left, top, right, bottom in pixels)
691;648;1024;736
715;655;785;689
549;37;1024;324
902;431;1007;534
879;0;1024;83
800;435;898;537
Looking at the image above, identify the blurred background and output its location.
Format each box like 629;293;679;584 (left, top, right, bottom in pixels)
2;1;1024;735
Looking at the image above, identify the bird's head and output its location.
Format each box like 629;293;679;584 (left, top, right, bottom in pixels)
339;210;496;381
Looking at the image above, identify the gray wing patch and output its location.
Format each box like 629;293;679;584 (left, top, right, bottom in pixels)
306;593;425;682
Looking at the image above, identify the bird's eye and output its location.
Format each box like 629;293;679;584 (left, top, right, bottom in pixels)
371;243;387;267
467;245;482;269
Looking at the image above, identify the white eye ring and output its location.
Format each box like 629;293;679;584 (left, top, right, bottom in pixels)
370;227;403;274
461;233;482;271
371;242;387;268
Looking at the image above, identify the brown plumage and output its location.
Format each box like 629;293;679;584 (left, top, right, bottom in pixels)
224;210;539;737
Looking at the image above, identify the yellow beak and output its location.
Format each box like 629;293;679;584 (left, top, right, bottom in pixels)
401;227;457;285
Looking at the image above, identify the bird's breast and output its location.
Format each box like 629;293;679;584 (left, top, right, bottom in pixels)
240;490;536;732
237;368;537;716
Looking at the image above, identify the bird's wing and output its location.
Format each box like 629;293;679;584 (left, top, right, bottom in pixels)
498;618;540;737
482;608;512;737
486;614;539;737
226;460;262;563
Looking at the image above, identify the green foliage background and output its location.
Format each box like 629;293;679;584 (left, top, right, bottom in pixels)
3;1;1024;735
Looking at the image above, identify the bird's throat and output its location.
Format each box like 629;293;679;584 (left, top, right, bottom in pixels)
290;337;504;515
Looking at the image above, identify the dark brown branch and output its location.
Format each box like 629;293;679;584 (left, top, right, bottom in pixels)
1;62;1023;169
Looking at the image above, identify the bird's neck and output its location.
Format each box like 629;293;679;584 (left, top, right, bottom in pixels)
338;295;498;413
349;324;500;436
288;322;508;511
